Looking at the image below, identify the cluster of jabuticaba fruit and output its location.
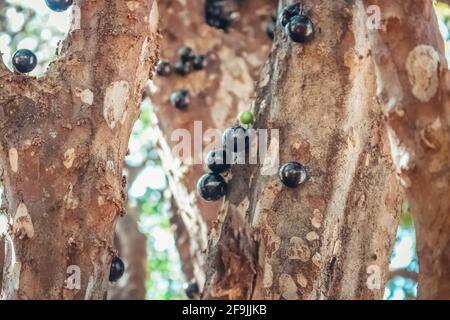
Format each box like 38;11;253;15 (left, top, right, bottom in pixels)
196;109;310;202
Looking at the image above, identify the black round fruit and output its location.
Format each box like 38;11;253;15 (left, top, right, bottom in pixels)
170;90;191;109
156;61;172;76
205;1;232;30
222;125;249;153
280;3;302;27
174;60;193;76
12;49;37;74
285;15;314;43
278;162;309;188
192;55;208;70
184;281;199;299
45;0;73;12
109;256;125;282
178;46;196;63
206;149;231;174
197;173;227;201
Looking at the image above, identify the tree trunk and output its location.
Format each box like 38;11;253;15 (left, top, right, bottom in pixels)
149;0;275;288
362;0;450;300
0;0;159;299
202;0;402;300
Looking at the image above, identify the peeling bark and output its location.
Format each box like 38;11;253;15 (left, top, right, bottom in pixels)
363;0;450;300
0;0;159;299
149;0;275;288
202;0;402;300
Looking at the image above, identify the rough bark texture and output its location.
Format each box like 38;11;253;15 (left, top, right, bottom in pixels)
202;0;402;300
148;0;275;287
0;0;159;299
363;0;450;300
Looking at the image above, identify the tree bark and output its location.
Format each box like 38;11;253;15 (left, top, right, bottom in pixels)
149;0;275;288
202;0;402;300
0;0;159;299
362;0;450;300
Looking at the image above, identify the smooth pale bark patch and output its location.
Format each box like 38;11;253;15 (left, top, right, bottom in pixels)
63;148;76;169
80;89;94;105
296;273;308;288
278;274;298;300
148;1;159;33
387;127;414;175
311;253;322;268
405;45;440;103
263;262;273;288
127;1;140;11
306;231;319;242
11;261;21;291
103;81;130;130
287;237;311;262
13;203;34;239
64;183;80;210
311;209;322;229
8;148;18;173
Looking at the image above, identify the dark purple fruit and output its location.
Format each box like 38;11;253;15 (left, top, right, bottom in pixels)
12;49;37;74
178;46;196;63
174;60;193;76
279;162;309;188
156;61;172;76
285;15;314;43
206;149;231;174
45;0;73;12
280;3;302;27
205;0;232;30
192;55;208;70
109;256;125;282
184;281;199;299
197;173;227;201
170;90;191;109
222;125;249;153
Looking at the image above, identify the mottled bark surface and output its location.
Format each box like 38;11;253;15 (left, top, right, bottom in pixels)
0;0;159;299
202;0;402;300
149;0;274;286
363;0;450;300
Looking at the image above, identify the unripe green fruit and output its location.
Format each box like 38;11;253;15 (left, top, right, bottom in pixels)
239;110;254;125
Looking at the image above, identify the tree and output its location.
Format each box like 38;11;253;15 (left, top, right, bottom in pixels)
148;0;276;287
201;0;402;300
0;0;159;299
153;0;448;300
0;0;448;301
362;0;449;299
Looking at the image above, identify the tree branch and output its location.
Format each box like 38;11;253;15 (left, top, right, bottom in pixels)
202;0;402;300
363;0;450;299
0;0;159;299
149;0;275;291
